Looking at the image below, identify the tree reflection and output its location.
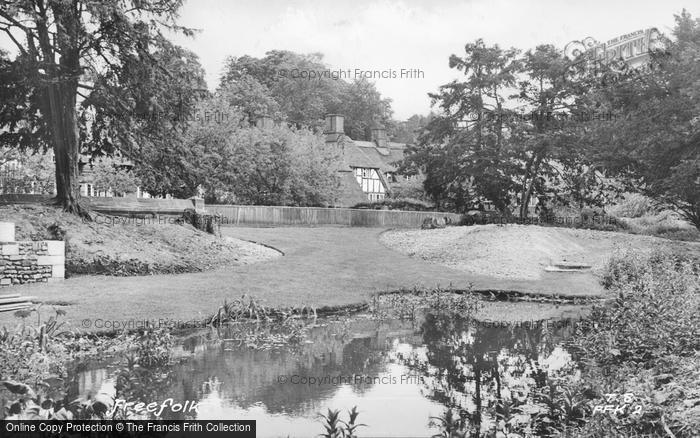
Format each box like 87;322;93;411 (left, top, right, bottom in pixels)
399;311;574;436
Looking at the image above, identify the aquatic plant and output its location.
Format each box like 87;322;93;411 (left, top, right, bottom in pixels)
0;307;75;388
1;379;111;420
209;295;272;324
343;406;366;438
134;329;173;368
222;319;310;350
0;308;182;421
371;287;483;321
9;305;72;352
318;406;366;438
206;294;322;326
429;409;470;437
318;408;343;438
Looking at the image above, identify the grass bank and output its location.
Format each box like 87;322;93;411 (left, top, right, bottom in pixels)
380;224;699;281
0;205;280;276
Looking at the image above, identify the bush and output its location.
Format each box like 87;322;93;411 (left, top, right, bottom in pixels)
617;211;700;241
181;208;219;235
352;198;434;211
566;249;700;437
582;249;699;363
46;222;67;240
608;193;659;218
388;177;430;202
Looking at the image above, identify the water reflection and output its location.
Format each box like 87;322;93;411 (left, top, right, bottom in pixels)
71;311;581;437
400;312;577;436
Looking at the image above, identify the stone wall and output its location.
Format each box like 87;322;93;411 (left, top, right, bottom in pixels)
0;222;64;287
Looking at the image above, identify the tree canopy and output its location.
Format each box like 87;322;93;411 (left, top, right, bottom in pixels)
586;11;700;228
400;15;699;229
0;0;196;212
220;50;394;140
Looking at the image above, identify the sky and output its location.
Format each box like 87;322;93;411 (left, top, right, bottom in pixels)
2;0;698;120
169;0;698;119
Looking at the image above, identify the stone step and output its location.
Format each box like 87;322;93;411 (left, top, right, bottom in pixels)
0;302;33;313
552;261;592;270
0;294;21;299
0;295;35;305
545;266;589;273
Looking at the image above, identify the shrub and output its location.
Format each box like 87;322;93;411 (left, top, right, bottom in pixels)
561;250;700;437
352;197;434;211
388;177;430;202
618;211;700;241
181;208;219;235
608;193;659;218
46;222;67;241
581;249;699;364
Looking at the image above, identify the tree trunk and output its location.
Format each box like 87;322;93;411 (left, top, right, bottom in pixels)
519;154;535;219
39;3;86;216
682;204;700;231
520;153;543;219
47;85;84;214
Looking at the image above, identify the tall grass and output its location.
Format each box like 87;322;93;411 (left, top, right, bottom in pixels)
617;211;700;241
608;194;699;241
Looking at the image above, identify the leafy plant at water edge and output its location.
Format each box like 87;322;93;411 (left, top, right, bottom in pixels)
319;408;342;438
429;409;470;438
222;319;310;350
318;406;366;438
371;287;483;321
567;249;700;437
583;249;699;363
0;307;75;388
207;294;320;326
134;329;173;368
0;309;181;421
1;379;112;420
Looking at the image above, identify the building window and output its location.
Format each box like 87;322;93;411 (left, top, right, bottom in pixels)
353;167;386;201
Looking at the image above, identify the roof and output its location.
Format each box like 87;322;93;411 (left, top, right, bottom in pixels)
340;137;407;173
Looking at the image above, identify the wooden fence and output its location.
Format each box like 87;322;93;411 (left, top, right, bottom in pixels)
206;205;461;228
0;194;203;215
1;195;460;228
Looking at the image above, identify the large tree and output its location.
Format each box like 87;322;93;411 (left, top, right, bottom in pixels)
81;40;208;198
588;11;700;229
219;50;393;140
511;44;597;218
400;40;521;213
176;88;341;206
337;77;393;140
401;40;614;216
390;113;433;144
0;0;192;214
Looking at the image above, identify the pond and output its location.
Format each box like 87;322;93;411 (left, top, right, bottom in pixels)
66;303;587;437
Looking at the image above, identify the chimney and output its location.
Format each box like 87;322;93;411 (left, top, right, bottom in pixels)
324;114;344;143
371;126;388;148
256;115;274;129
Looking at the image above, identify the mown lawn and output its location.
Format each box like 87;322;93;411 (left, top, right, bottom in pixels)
0;226;607;331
